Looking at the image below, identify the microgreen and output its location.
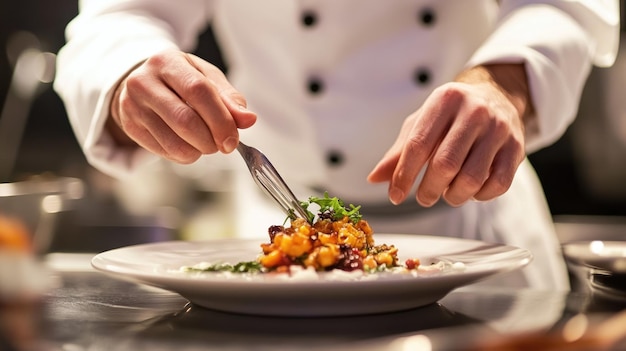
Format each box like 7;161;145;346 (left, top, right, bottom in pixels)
295;192;362;224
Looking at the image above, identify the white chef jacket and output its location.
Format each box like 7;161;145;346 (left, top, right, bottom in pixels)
54;0;619;291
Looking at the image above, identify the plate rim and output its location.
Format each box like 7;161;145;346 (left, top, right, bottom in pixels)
90;234;532;316
91;234;532;286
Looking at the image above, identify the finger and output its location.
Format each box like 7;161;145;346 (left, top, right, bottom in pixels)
158;53;238;154
122;96;203;163
388;135;434;205
368;112;419;183
367;151;401;183
140;109;204;163
442;135;500;206
117;97;168;158
116;84;167;156
125;71;217;156
472;142;522;201
189;53;258;130
367;125;409;183
416;118;479;207
126;124;166;158
186;54;245;153
388;102;451;205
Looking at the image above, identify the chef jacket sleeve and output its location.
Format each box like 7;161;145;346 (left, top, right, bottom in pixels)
465;0;620;153
53;0;212;179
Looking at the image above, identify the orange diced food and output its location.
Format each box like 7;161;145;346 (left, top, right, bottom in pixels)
0;215;32;253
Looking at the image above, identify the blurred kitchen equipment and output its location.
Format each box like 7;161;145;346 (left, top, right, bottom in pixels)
0;31;56;182
0;176;84;254
563;240;626;274
563;239;626;304
555;215;626;293
236;141;309;220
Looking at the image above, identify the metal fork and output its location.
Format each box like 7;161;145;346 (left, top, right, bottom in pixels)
236;141;310;221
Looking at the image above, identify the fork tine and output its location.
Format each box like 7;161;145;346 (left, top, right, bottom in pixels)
259;162;309;219
254;170;293;214
236;142;309;221
257;162;309;219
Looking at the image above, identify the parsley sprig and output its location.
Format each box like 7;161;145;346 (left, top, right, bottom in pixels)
295;192;363;225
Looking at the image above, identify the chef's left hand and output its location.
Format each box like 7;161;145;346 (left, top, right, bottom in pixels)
368;64;533;207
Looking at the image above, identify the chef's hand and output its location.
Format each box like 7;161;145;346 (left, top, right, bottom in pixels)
368;64;533;207
106;49;257;163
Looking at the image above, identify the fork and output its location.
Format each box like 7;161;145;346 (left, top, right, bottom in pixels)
236;141;310;221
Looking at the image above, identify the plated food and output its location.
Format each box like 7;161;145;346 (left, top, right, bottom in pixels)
90;194;531;315
182;193;457;278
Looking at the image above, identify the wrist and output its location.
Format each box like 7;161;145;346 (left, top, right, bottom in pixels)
456;64;534;123
107;77;138;147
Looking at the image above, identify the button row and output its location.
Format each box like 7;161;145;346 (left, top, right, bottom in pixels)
306;67;431;96
302;7;437;167
301;7;436;27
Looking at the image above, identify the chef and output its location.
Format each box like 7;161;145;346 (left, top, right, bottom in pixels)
54;1;619;290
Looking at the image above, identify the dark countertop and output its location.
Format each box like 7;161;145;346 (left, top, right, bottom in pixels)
2;253;625;351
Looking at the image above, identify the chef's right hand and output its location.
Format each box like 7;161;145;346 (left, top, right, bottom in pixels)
107;49;257;164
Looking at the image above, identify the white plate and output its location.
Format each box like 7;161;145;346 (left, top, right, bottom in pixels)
563;240;626;273
92;234;531;317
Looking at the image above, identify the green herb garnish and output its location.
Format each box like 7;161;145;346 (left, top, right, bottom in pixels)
297;192;362;225
183;261;263;273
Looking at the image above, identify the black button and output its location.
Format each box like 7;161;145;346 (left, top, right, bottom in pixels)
302;11;317;27
414;68;431;86
307;78;324;94
326;150;344;166
418;8;436;26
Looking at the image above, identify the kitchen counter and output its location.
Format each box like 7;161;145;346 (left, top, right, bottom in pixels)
2;253;625;351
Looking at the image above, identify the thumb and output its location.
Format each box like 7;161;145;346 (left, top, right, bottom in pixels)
220;91;257;129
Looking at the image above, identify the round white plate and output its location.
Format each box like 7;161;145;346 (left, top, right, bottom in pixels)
563;240;626;273
92;234;531;317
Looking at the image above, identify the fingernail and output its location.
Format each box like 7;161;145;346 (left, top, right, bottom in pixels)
223;136;238;153
418;195;438;207
389;188;405;205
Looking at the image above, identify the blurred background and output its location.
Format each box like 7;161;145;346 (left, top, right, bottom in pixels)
1;1;625;254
